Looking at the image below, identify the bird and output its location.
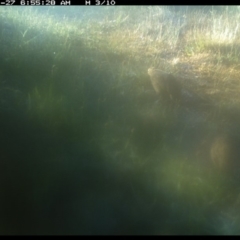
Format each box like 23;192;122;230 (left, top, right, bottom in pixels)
210;134;240;177
148;67;182;104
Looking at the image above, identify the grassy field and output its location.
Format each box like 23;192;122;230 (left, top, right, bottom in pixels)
1;6;240;235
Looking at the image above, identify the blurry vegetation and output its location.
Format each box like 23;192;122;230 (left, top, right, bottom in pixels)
1;5;240;235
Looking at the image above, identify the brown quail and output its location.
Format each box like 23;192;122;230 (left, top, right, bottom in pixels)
148;67;182;103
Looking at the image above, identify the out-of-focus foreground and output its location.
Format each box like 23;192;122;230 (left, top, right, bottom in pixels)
1;6;240;235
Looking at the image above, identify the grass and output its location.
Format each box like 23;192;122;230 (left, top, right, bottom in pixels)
1;5;240;235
